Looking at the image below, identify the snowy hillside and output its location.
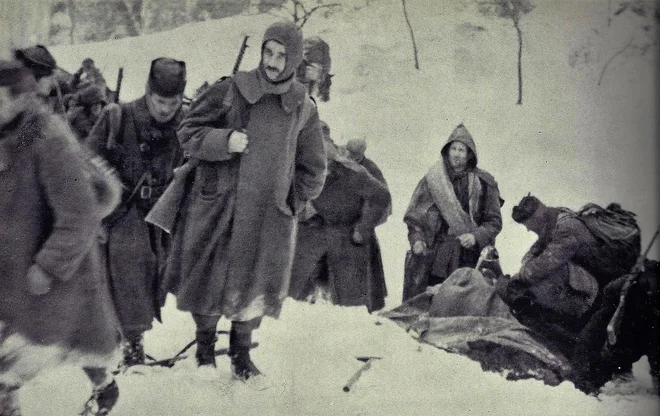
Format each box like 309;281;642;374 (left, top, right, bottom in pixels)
19;0;659;415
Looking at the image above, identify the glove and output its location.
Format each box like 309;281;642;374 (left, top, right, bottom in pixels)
27;264;53;295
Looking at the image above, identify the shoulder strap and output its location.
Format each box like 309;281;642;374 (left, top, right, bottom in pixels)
105;103;123;150
220;76;235;110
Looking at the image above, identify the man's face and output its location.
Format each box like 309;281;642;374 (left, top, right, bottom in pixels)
522;210;544;235
35;76;53;97
304;62;323;82
0;88;22;127
262;40;287;82
90;103;103;117
146;92;182;123
447;141;469;171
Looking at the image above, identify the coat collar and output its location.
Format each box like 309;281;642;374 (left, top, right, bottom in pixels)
233;69;307;114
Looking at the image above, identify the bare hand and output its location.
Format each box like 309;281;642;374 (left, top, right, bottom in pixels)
412;240;427;255
458;233;476;249
27;264;53;295
228;131;248;153
351;229;365;245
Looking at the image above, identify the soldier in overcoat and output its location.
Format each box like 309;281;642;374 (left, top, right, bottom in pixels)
86;57;186;366
162;22;326;379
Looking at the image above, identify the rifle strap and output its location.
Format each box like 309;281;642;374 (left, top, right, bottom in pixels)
105;103;123;150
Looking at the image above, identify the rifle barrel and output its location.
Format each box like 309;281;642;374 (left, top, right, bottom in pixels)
232;36;250;75
643;228;660;258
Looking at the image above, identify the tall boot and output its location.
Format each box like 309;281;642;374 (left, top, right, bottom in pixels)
120;332;145;366
0;383;21;416
229;326;260;381
195;330;217;368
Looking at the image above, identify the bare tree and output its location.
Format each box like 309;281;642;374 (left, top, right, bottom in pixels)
1;0;50;55
277;0;342;28
68;0;76;44
477;0;535;105
120;0;144;36
598;0;659;85
401;0;420;69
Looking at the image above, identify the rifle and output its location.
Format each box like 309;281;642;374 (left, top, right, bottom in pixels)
605;227;659;346
114;67;123;103
232;35;250;75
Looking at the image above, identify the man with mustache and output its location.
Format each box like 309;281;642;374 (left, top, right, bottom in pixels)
403;123;503;301
86;57;186;368
161;21;326;380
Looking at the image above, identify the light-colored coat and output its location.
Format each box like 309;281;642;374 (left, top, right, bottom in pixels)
0;104;120;357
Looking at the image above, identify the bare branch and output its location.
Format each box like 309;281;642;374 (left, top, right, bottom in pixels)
598;36;635;85
299;3;341;27
401;0;420;69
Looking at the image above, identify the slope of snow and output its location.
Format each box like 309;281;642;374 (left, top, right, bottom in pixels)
20;0;659;415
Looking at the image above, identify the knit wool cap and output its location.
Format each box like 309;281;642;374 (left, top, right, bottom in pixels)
0;60;37;93
262;21;304;81
512;194;543;224
345;138;367;158
14;45;57;79
147;57;187;97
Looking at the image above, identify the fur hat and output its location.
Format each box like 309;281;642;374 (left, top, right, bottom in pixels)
512;193;543;223
262;21;304;81
0;60;37;93
303;37;331;73
147;58;186;97
14;45;57;79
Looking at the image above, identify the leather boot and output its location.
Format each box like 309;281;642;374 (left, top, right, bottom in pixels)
0;383;21;416
229;327;260;380
121;333;145;366
195;330;217;368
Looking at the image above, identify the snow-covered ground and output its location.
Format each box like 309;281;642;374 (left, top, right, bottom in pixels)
19;0;659;414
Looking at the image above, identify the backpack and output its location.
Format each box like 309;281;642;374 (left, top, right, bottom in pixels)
577;202;641;277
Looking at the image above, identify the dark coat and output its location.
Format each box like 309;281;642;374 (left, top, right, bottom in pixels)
403;128;502;301
358;156;391;309
0;104;120;358
66;105;101;141
162;70;326;321
518;209;621;287
497;209;615;353
289;160;391;312
86;97;183;333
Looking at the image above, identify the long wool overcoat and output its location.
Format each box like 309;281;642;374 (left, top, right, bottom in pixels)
0;104;119;358
289;159;391;312
162;70;326;321
86;98;183;333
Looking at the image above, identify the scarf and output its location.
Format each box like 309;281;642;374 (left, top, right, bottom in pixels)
424;158;482;237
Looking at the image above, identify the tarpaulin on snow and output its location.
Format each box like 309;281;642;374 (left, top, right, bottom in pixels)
381;268;571;385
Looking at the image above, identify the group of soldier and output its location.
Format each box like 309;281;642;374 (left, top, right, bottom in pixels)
0;17;657;416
